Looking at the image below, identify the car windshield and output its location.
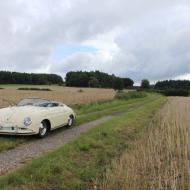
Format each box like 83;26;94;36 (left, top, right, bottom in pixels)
17;98;51;107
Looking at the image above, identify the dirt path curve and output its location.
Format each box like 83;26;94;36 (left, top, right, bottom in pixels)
0;116;113;175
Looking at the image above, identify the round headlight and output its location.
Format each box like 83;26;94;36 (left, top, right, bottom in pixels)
23;117;32;126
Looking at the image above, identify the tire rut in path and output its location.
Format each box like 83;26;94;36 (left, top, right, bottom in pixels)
0;116;113;175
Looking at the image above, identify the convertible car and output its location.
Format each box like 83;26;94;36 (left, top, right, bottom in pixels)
0;97;75;137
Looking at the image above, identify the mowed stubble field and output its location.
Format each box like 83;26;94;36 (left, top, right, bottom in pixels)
97;97;190;190
0;85;116;108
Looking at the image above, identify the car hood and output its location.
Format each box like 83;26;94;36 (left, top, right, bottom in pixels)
0;106;47;124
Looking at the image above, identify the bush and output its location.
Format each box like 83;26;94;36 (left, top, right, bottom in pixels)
17;88;52;91
115;91;147;100
163;89;189;97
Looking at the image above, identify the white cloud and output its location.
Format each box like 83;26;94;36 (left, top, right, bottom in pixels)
175;73;190;80
0;0;190;82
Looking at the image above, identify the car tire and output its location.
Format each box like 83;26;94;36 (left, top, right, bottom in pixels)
38;121;49;138
66;115;74;128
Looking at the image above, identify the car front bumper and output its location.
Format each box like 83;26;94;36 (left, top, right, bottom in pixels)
0;126;37;135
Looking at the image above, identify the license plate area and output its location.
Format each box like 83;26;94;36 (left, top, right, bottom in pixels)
0;126;17;131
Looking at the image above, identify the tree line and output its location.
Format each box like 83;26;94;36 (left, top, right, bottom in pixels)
0;71;63;85
65;71;134;89
154;80;190;90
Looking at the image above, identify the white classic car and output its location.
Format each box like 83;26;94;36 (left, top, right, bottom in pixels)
0;97;75;137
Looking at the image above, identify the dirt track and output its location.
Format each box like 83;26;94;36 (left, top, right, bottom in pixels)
0;116;113;175
0;98;153;176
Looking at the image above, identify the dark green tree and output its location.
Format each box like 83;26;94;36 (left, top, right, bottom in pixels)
0;71;63;85
113;78;124;91
155;80;190;90
141;79;150;89
123;78;134;88
88;77;99;88
65;71;133;89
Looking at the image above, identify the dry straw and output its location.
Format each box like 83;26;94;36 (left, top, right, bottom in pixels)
0;87;115;108
97;97;190;190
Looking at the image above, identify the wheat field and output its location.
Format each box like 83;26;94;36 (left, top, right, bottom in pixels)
0;86;115;108
97;97;190;190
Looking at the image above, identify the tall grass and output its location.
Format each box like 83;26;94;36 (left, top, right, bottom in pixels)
97;97;190;190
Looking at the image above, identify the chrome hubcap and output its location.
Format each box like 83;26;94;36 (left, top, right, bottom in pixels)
68;117;73;126
40;124;47;136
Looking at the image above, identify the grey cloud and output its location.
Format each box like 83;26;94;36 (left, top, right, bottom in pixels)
0;0;190;82
113;7;190;81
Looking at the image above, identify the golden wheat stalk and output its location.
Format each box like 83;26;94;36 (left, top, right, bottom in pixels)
98;97;190;190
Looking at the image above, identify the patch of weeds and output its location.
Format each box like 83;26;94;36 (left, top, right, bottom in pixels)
50;165;63;175
78;89;84;93
115;91;147;100
76;142;90;152
17;88;52;91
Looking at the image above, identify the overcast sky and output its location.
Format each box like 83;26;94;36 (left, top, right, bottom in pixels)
0;0;190;82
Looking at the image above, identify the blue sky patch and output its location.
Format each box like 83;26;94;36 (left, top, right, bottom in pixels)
52;43;97;61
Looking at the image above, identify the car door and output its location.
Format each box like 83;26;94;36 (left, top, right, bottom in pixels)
48;104;68;129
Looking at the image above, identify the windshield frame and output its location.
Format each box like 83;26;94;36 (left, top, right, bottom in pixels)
17;98;51;107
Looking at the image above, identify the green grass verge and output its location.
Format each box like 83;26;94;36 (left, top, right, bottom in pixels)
0;94;158;152
73;94;158;126
0;138;25;153
0;95;166;190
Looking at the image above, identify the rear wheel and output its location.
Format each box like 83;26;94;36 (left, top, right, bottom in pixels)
38;121;49;138
66;115;74;128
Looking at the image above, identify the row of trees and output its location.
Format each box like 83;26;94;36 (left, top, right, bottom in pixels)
154;80;190;90
140;79;190;90
65;71;134;89
0;71;63;85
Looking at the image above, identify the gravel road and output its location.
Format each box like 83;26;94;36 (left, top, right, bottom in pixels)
0;100;151;176
0;116;113;175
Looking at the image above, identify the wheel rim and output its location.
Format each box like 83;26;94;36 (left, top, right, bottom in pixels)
68;117;73;126
40;123;47;136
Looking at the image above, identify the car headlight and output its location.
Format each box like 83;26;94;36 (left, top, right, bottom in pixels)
23;117;32;126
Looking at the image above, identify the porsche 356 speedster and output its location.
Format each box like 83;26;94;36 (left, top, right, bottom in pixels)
0;97;75;137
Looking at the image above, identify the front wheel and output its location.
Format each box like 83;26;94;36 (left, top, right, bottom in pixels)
66;115;74;128
38;121;49;138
